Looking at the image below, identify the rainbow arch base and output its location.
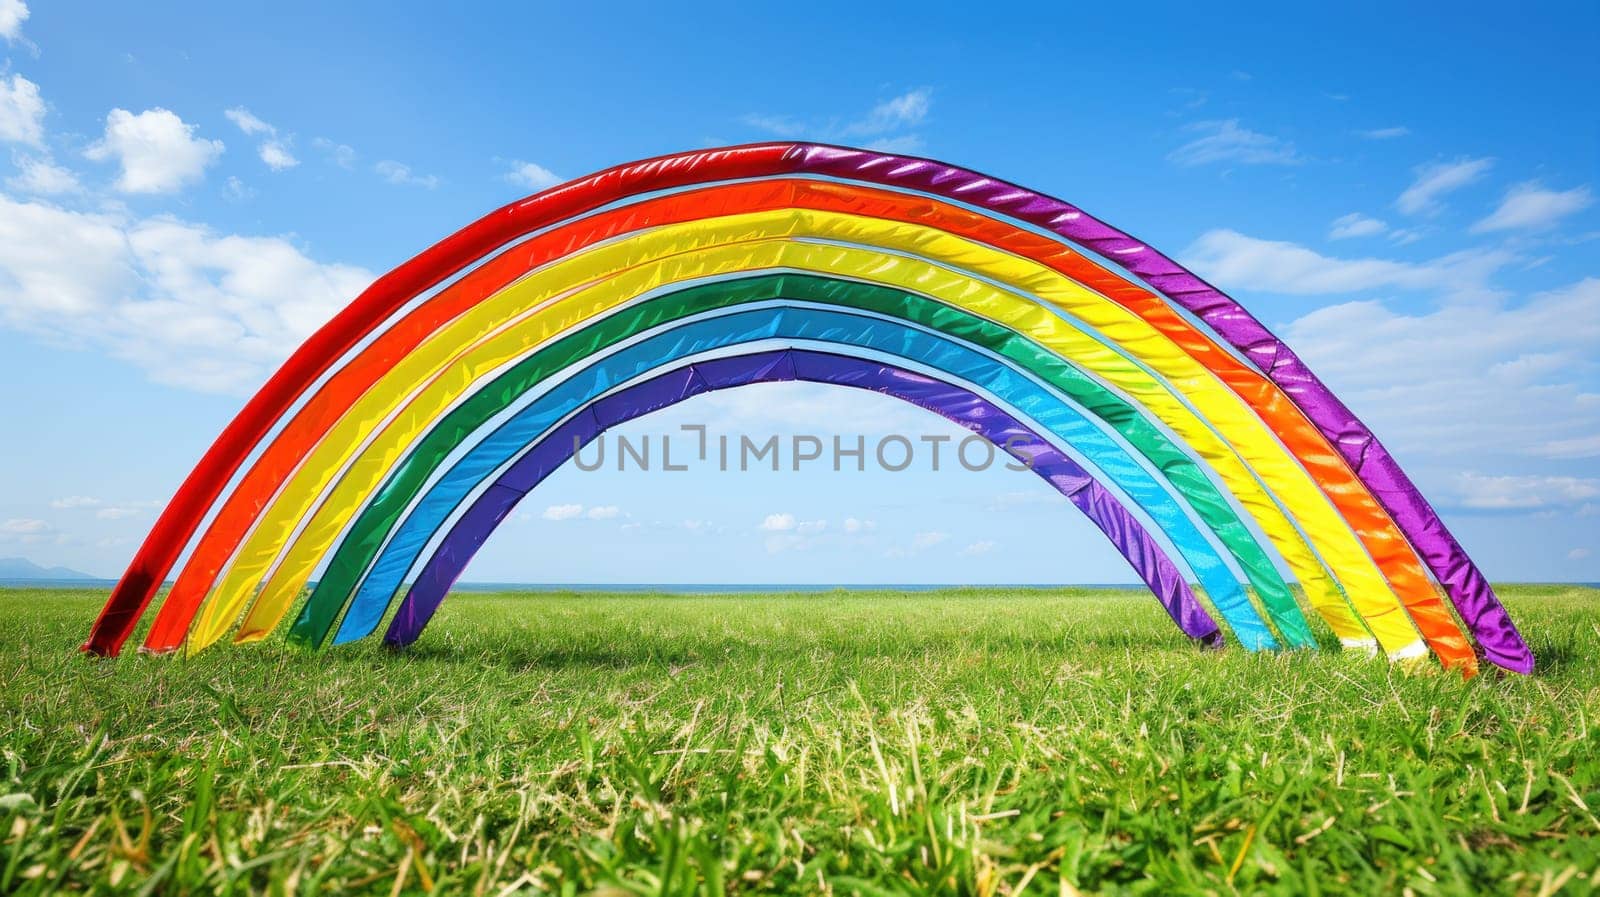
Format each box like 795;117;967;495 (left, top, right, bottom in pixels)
80;143;1531;676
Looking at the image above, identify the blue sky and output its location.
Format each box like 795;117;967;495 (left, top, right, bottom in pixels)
1;0;1596;583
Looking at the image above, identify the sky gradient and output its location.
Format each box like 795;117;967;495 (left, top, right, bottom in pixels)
1;1;1597;584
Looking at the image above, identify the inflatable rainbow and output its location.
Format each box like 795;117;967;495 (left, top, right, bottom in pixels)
82;144;1532;675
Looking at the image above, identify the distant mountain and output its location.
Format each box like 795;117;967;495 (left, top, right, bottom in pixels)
0;557;100;581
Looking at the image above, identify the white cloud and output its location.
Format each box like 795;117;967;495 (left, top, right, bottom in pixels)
0;73;45;146
94;505;147;520
742;114;804;137
1359;126;1410;140
312;137;356;168
912;531;949;549
842;517;875;534
224;108;299;172
1449;473;1600;511
1;517;51;535
960;540;996;557
0;0;28;44
1396;157;1492;216
1328;212;1387;240
1535;433;1600;460
1282;278;1600;459
1471;182;1593;233
844;88;931;136
0;190;373;392
1169;88;1207;111
50;496;100;509
6;153;79;194
222;176;255;202
1183;229;1513;299
761;517;827;553
541;503;584;521
743;88;932;152
258;140;298;171
84;108;224;193
585;505;620;520
375;159;437;188
1167;119;1301;167
863;134;925;154
504;159;560;191
1571;548;1593;560
223;106;274;137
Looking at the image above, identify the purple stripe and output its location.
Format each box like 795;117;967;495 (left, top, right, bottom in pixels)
383;349;1222;648
789;144;1533;673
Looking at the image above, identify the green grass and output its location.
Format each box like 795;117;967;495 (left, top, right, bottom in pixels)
2;585;1598;895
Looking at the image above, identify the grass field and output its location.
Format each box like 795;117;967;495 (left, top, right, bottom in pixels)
2;585;1598;895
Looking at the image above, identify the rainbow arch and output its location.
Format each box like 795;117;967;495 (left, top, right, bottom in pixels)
80;144;1531;675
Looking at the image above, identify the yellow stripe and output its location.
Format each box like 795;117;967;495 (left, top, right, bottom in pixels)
193;210;1399;651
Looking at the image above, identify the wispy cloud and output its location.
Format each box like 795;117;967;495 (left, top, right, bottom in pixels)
0;517;58;545
503;159;561;191
542;503;584;521
759;513;829;552
6;153;80;195
50;496;100;509
311;137;356;169
374;159;437;188
226;106;301;172
1359;126;1410;140
1471;181;1593;233
841;89;930;137
758;513;796;531
1168;88;1207;111
1167;119;1302;167
1328;212;1387;240
1449;473;1600;512
1395;157;1493;216
525;503;626;523
1183;229;1513;298
743;88;932;153
223;107;272;136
